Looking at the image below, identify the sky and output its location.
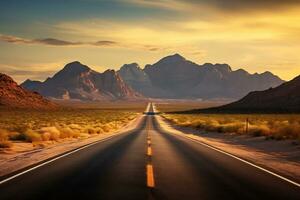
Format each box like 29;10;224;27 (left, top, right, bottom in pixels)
1;0;300;83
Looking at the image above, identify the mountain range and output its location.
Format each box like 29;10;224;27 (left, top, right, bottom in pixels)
21;54;284;101
22;61;141;101
0;73;57;109
118;54;284;99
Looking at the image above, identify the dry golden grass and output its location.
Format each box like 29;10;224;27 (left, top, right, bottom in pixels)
162;114;300;140
0;129;13;148
0;108;139;148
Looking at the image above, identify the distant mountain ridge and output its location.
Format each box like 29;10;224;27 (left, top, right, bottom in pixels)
119;54;284;99
21;54;284;101
22;61;142;101
0;73;57;109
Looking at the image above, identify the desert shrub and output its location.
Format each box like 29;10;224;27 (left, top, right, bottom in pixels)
163;114;300;140
101;124;112;132
0;129;13;148
248;124;270;137
0;129;9;141
11;125;29;135
8;131;24;141
59;127;80;138
95;127;103;134
0;140;12;148
24;129;42;142
0;109;138;143
86;127;96;135
69;124;81;130
40;127;60;141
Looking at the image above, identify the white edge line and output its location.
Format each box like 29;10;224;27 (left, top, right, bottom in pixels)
0;133;126;185
156;117;300;188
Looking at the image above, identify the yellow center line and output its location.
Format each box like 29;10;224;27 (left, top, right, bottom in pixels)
147;164;155;188
147;146;152;156
146;114;155;188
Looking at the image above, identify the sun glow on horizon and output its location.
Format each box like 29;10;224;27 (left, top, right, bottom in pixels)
0;0;299;82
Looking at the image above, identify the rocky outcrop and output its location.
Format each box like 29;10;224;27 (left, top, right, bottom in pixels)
0;73;57;109
22;61;142;101
118;63;166;97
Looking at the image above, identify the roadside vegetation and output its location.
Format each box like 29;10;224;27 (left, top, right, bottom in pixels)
0;109;139;148
162;113;300;140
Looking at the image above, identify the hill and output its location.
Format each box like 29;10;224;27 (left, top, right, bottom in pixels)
193;75;300;113
0;73;57;109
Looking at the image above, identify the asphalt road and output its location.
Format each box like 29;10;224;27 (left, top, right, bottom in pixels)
0;104;299;200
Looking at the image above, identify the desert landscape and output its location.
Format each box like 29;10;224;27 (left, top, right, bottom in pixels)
1;1;300;200
0;55;299;200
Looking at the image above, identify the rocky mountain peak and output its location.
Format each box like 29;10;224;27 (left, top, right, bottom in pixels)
156;53;186;64
103;69;117;76
0;73;17;86
261;71;275;77
60;61;91;74
48;61;92;83
214;64;232;73
119;63;144;74
121;63;140;69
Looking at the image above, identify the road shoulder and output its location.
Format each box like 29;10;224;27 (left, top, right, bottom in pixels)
156;115;300;183
0;114;144;177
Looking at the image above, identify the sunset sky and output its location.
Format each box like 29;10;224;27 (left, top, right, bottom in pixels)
1;0;300;83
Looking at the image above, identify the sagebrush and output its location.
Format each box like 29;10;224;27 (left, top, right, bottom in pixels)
0;109;138;147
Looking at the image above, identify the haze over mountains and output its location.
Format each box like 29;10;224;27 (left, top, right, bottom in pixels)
0;73;56;109
119;54;284;99
21;54;284;101
200;75;300;113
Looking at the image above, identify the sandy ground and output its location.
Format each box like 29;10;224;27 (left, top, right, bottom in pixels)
0;114;144;177
156;115;300;182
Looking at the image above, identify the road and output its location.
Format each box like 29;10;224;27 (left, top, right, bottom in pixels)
0;103;299;200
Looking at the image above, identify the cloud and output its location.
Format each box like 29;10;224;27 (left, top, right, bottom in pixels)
0;61;69;83
0;35;32;44
127;0;300;13
0;33;169;53
0;33;165;51
192;0;300;12
34;38;82;46
93;40;118;46
0;34;83;46
0;34;119;47
142;44;165;51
